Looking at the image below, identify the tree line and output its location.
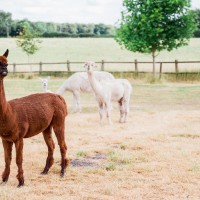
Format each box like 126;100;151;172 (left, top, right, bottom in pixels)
0;10;115;38
0;8;199;38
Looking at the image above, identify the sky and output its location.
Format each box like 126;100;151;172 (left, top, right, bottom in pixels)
1;0;200;25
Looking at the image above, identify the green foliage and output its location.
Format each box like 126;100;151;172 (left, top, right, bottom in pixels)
0;8;199;38
116;0;197;53
193;9;200;37
0;10;12;37
115;0;197;77
193;9;200;29
0;9;115;38
16;25;42;56
42;32;78;38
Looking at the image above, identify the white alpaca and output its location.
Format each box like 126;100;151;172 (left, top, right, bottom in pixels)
40;77;52;93
84;61;132;125
56;71;115;113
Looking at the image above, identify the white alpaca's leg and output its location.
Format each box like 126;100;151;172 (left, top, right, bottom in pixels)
119;104;123;123
99;103;104;125
72;91;81;113
123;100;130;123
72;94;78;113
105;103;112;125
118;98;125;123
75;91;81;113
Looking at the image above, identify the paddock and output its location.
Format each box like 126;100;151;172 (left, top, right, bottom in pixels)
0;79;200;199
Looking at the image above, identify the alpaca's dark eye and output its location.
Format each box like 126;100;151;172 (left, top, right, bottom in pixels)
0;62;7;67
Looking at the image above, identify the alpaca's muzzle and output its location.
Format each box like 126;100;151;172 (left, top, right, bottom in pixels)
0;64;8;76
2;71;7;76
0;68;8;76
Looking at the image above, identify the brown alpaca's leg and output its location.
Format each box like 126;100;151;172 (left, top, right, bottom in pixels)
41;126;55;175
15;139;24;187
2;140;13;183
53;125;69;177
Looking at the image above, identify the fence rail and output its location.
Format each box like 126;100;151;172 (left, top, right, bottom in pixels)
9;60;200;74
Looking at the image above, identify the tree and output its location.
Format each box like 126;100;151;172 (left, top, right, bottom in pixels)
115;0;197;78
16;25;42;71
0;10;12;37
193;9;200;37
33;21;47;35
10;19;31;37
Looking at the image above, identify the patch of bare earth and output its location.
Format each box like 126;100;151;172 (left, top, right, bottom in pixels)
0;83;200;200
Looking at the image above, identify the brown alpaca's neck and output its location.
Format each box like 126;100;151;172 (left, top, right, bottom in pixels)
0;79;8;115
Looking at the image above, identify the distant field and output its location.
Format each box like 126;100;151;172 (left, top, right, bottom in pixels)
0;38;200;72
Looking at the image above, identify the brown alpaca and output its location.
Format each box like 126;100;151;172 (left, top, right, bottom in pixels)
0;49;69;187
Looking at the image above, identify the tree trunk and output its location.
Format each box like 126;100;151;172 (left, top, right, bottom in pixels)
152;50;156;78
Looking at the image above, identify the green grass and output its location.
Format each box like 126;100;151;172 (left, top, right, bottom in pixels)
107;150;134;164
189;164;200;172
104;162;117;171
4;78;200;112
0;38;200;73
76;151;88;157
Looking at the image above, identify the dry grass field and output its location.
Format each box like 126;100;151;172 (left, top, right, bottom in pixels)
0;78;200;199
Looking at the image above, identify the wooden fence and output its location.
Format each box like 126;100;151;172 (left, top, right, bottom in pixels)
9;60;200;75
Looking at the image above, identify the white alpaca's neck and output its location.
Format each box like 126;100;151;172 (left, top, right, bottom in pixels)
56;80;70;94
42;85;48;93
87;71;102;96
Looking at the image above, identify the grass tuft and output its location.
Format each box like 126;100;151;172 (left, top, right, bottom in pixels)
108;150;134;164
76;151;88;157
105;162;116;171
189;164;200;172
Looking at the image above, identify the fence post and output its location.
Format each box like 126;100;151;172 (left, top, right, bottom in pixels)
67;60;70;72
101;60;105;71
13;63;16;74
39;62;42;73
175;60;179;79
159;62;163;78
134;59;138;73
175;60;179;73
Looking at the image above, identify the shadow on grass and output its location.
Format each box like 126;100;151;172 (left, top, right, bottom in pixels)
71;153;106;168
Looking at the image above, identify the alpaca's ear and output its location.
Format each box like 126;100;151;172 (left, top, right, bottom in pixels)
83;63;87;69
94;63;97;68
3;49;9;58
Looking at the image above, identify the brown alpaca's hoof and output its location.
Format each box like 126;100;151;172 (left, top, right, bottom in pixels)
60;171;65;177
2;177;8;182
41;172;48;175
17;180;24;188
2;170;10;182
1;179;8;185
41;168;49;175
